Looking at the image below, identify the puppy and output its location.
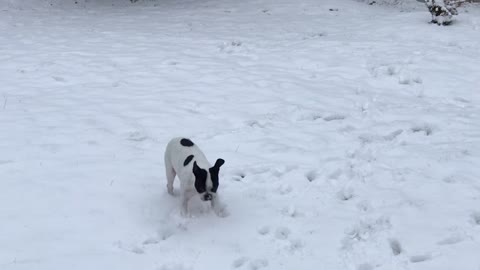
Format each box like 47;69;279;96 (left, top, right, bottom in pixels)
164;137;226;216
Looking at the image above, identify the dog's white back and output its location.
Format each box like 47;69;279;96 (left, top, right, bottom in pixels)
165;137;211;189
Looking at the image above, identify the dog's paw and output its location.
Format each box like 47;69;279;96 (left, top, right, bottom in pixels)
214;206;230;218
180;208;190;218
217;210;229;218
168;190;181;197
167;184;175;196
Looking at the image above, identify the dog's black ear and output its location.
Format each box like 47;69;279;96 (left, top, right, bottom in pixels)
209;159;224;193
193;161;202;176
193;161;207;193
213;158;225;170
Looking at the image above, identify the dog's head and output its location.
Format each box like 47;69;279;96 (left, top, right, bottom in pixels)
192;159;225;201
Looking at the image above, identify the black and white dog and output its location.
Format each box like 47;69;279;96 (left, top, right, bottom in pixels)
164;137;226;217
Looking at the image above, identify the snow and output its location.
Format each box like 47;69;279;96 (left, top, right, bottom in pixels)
1;0;479;269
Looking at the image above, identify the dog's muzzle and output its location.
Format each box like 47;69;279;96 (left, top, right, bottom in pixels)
203;193;213;201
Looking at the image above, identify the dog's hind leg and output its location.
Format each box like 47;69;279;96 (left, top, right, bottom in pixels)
165;161;176;195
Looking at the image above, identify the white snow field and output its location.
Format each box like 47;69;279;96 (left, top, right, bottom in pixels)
1;0;479;269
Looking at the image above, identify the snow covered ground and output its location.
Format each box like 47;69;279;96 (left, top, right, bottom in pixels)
1;0;479;269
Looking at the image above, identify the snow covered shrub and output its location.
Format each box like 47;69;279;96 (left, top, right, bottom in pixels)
425;0;461;25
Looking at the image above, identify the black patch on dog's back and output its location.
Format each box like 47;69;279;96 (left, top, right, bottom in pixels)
180;138;194;147
184;155;194;166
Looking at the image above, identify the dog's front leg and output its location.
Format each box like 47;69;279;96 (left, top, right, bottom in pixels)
181;191;194;217
211;196;229;218
181;196;189;216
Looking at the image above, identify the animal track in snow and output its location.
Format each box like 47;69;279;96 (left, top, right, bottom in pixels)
337;187;355;201
442;175;457;183
388;238;402;255
260;226;304;253
52;76;66;82
214;204;230;218
411;124;434;136
288;239;304;252
219;40;247;54
232;170;246;181
386;65;398;76
453;96;470;104
399;75;422;85
412;76;423;84
275;227;291;240
277;184;292;195
323;114;346;122
158;228;175;240
343;216;391;246
249;259;268;270
281;205;298;217
359;129;403;144
258;226;270;235
409;254;432;263
357;200;372;212
245;120;269;128
142;237;159;245
115;241;145;255
471;212;480;225
368;63;403;78
437;235;464;245
127;131;149;142
306;170;318;182
232;257;249;268
302;32;327;40
383;129;403;141
398;78;410;85
296;112;323;121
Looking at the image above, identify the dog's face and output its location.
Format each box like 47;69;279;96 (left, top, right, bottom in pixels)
192;159;225;201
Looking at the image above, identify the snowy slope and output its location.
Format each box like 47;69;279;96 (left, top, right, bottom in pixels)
1;0;479;270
